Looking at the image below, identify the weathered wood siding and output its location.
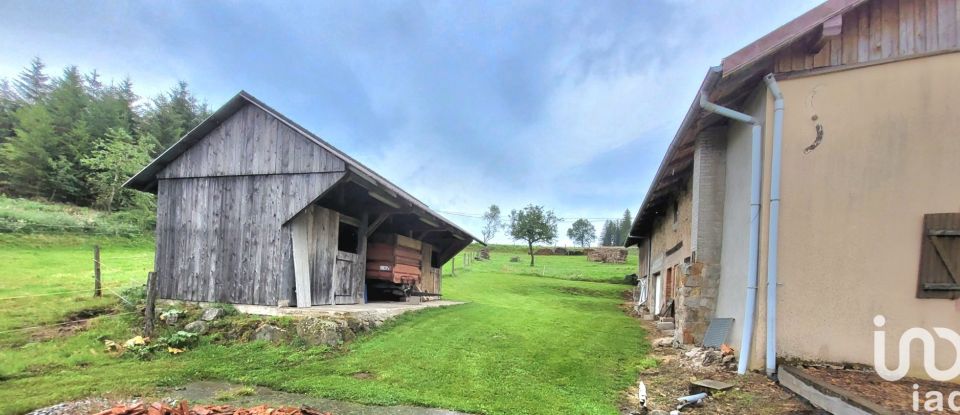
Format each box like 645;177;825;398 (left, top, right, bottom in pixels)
158;104;344;179
334;251;364;304
308;207;339;305
154;172;345;305
774;0;960;73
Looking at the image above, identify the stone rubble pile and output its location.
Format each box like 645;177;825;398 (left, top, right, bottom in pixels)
585;247;628;263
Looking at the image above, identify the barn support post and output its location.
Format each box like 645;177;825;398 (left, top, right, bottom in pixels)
93;245;102;297
144;271;157;336
358;212;369;304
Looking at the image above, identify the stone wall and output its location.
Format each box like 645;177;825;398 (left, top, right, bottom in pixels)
677;128;727;345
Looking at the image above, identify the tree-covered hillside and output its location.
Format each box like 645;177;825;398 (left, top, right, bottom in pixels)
0;57;209;214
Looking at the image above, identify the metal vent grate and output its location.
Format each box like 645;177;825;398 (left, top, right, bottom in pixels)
702;318;734;348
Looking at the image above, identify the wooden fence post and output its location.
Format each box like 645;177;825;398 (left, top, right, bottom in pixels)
144;271;157;336
93;245;102;297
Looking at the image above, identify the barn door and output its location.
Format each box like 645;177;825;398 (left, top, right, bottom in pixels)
290;206;339;307
333;251;362;304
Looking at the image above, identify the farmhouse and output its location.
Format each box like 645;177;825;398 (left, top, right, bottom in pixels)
126;91;479;307
627;0;960;378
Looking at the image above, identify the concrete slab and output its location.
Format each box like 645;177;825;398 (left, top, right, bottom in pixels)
234;300;464;319
778;365;896;415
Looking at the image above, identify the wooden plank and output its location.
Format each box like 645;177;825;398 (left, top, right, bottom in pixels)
915;0;928;51
310;207;339;305
858;6;872;61
278;225;295;306
881;0;900;58
842;7;860;64
357;212;368;304
792;45;807;71
216;177;238;303
144;272;157;337
93;245;101;297
939;0;958;48
830;37;843;65
241;176;264;304
189;178;208;301
901;0;917;54
204;178;223;302
927;0;940;51
870;0;885;60
813;41;831;67
291;207;313;307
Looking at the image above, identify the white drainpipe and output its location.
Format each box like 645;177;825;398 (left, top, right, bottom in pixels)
763;74;784;377
699;75;762;375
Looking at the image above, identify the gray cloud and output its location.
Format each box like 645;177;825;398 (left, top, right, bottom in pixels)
0;0;821;244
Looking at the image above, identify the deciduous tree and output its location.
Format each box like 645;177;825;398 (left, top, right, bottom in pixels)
566;218;596;248
81;128;155;211
480;204;502;244
508;205;558;266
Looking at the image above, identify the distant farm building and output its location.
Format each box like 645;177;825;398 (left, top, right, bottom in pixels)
126;91;478;307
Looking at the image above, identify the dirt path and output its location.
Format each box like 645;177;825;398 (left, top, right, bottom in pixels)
619;301;817;414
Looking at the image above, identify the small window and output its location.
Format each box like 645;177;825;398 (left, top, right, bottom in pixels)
917;213;960;299
673;200;680;224
338;222;359;254
431;250;439;268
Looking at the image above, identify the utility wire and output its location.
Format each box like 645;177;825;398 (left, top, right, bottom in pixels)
436;210;621;222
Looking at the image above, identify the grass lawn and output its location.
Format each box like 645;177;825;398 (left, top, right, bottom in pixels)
0;236;651;415
452;244;637;284
0;234;154;345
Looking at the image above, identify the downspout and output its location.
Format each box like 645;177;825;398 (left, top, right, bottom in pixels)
698;74;762;375
763;74;784;378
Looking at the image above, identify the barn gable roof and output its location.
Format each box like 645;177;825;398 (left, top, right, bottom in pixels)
125;90;481;244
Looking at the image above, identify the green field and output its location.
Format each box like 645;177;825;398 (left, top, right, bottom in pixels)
0;202;650;415
452;244;637;285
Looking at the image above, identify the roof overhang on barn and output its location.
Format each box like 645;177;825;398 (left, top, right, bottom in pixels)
125;91;482;262
624;0;867;247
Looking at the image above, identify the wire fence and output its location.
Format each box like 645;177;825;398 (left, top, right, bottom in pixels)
0;245;151;338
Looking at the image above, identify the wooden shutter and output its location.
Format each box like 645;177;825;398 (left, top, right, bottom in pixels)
917;213;960;299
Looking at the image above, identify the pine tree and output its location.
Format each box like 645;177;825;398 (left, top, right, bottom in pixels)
45;66;93;202
14;57;51;104
0;79;21;143
48;66;88;135
617;209;632;245
600;220;617;246
143;81;209;151
0;105;57;197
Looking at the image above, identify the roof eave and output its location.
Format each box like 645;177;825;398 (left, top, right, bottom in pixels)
624;67;722;248
721;0;868;77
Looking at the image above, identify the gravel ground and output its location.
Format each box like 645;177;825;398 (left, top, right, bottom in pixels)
26;398;174;415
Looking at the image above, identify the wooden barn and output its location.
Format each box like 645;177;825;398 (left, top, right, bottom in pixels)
125;91;479;307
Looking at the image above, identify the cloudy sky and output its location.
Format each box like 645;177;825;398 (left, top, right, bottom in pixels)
0;0;819;244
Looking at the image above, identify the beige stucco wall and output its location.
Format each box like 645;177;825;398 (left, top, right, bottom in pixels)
762;52;960;375
714;86;767;355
